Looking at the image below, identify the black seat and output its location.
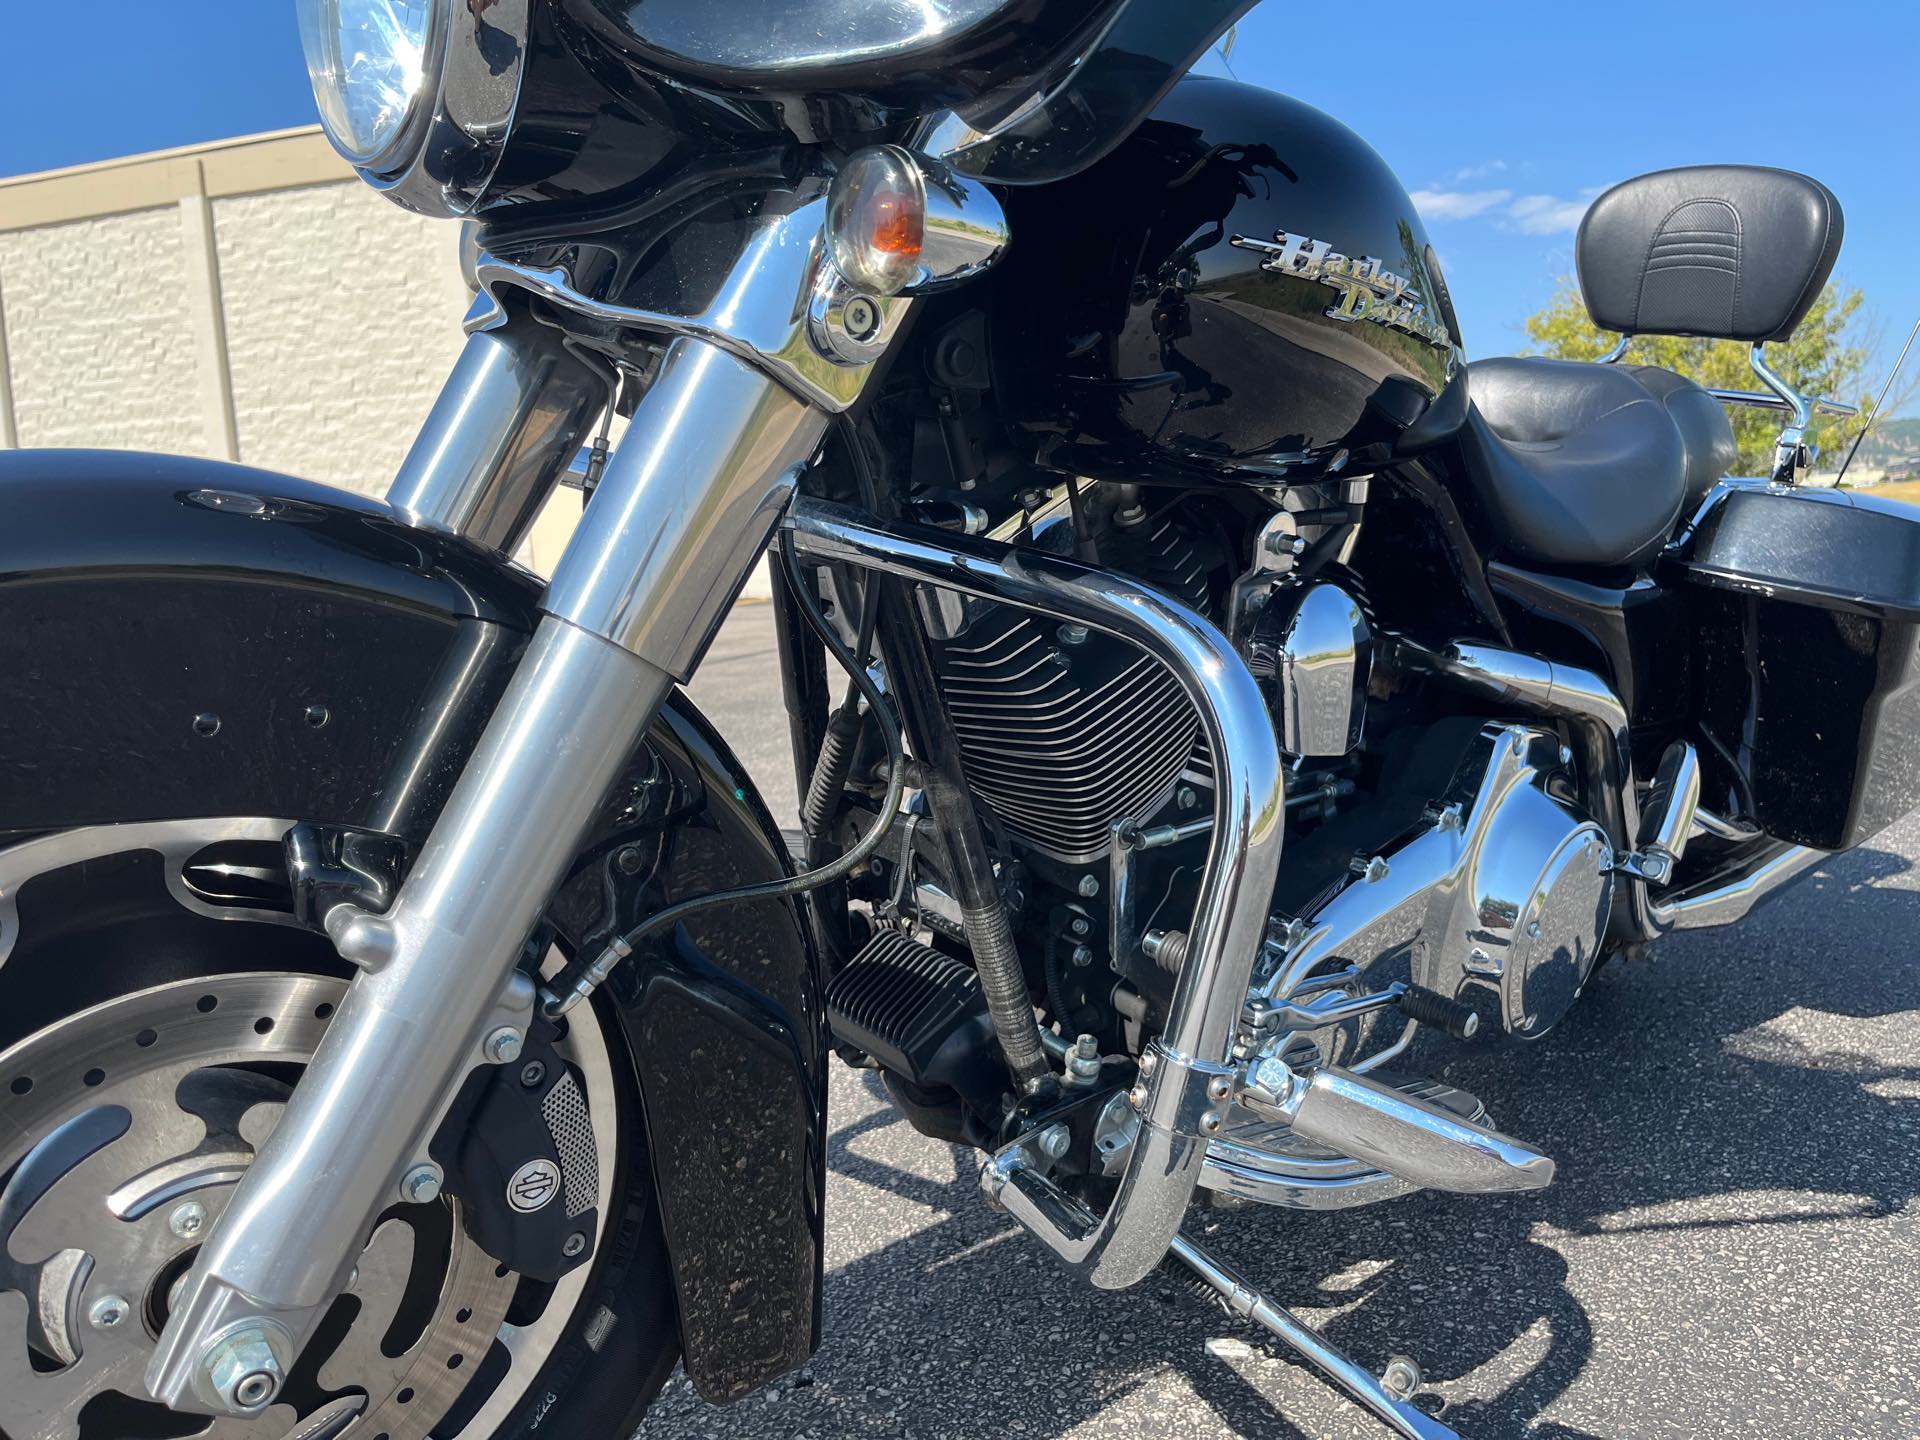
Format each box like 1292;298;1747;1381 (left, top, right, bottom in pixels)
1446;163;1834;569
1620;364;1738;500
1455;357;1695;569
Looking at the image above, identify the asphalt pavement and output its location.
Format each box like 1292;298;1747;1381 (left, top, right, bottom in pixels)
660;599;1920;1440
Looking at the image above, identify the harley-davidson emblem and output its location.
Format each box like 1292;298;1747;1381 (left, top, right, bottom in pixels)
1229;229;1454;351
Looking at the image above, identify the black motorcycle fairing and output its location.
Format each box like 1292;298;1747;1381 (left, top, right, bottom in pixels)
0;449;825;1401
472;0;1244;234
568;0;1111;106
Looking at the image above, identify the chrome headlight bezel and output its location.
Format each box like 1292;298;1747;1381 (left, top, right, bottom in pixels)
302;0;531;219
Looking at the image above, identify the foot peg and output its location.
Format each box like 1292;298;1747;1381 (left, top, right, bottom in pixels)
1242;1061;1554;1195
1171;1233;1459;1439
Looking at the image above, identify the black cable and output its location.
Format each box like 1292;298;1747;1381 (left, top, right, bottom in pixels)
590;534;907;958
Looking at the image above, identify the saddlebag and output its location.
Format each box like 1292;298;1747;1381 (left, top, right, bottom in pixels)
1673;483;1920;850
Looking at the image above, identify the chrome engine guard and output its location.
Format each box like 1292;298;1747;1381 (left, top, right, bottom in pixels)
786;497;1287;1290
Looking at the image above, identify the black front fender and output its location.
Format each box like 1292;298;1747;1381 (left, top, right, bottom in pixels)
0;449;824;1401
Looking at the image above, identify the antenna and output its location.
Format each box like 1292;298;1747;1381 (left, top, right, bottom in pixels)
1834;314;1920;488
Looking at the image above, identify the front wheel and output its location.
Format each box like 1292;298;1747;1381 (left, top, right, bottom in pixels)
0;826;678;1440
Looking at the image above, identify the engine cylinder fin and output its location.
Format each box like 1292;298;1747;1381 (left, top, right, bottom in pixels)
933;612;1201;863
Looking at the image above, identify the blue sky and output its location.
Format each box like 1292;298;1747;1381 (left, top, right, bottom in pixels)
1;2;1913;408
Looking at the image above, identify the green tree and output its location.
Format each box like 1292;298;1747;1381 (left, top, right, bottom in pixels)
1523;282;1874;476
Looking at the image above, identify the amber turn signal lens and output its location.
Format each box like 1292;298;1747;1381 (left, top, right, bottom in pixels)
827;147;927;296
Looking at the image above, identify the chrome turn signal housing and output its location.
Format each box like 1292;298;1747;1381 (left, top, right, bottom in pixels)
826;146;1010;299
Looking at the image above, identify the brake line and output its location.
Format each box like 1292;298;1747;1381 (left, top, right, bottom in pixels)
543;533;906;1016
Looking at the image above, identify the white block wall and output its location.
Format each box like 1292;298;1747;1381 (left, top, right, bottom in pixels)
0;208;204;456
0;134;770;593
213;183;471;497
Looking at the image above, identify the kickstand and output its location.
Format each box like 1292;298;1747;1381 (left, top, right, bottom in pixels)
1170;1234;1460;1440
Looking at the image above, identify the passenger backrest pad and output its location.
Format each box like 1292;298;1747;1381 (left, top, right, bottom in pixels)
1577;165;1842;343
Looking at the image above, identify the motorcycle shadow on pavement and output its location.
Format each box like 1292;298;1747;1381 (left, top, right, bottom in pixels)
640;839;1920;1439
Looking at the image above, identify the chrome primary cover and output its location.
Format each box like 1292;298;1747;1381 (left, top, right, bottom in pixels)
1256;723;1614;1040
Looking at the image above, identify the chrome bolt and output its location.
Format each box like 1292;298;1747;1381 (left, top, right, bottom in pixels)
200;1323;289;1415
1526;919;1543;939
1138;1051;1158;1077
1077;874;1100;898
615;844;646;874
1199;1110;1222;1134
1381;1355;1422;1400
1250;1057;1297;1107
1206;1074;1232;1102
1128;1083;1149;1110
562;1231;588;1259
1037;1124;1071;1160
483;1027;524;1064
1057;623;1089;646
1558;744;1574;767
1070;916;1091;937
843;295;882;341
169;1200;208;1240
1067;1035;1103;1087
1177;786;1198;810
88;1295;130;1330
1070;943;1094;968
402;1164;443;1204
1352;854;1390;883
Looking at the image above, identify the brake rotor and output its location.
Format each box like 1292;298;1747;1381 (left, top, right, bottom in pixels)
0;974;517;1440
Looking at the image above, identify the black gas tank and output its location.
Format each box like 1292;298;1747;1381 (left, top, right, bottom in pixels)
990;76;1466;488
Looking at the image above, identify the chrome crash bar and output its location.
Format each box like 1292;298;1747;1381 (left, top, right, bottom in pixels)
785;497;1286;1290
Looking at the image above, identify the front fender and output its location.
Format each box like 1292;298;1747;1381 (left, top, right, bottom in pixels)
0;449;824;1401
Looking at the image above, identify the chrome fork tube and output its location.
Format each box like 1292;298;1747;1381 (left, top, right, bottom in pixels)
386;307;611;554
148;335;824;1414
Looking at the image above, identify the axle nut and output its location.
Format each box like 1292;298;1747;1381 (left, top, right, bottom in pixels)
200;1322;291;1416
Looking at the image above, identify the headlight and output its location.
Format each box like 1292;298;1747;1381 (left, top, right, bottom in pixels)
298;0;526;218
299;0;442;169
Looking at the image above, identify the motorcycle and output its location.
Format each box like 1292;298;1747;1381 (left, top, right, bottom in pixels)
0;1;1906;1436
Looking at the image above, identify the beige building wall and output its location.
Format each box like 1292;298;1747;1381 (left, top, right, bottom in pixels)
0;127;778;591
213;183;471;497
0;207;203;456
